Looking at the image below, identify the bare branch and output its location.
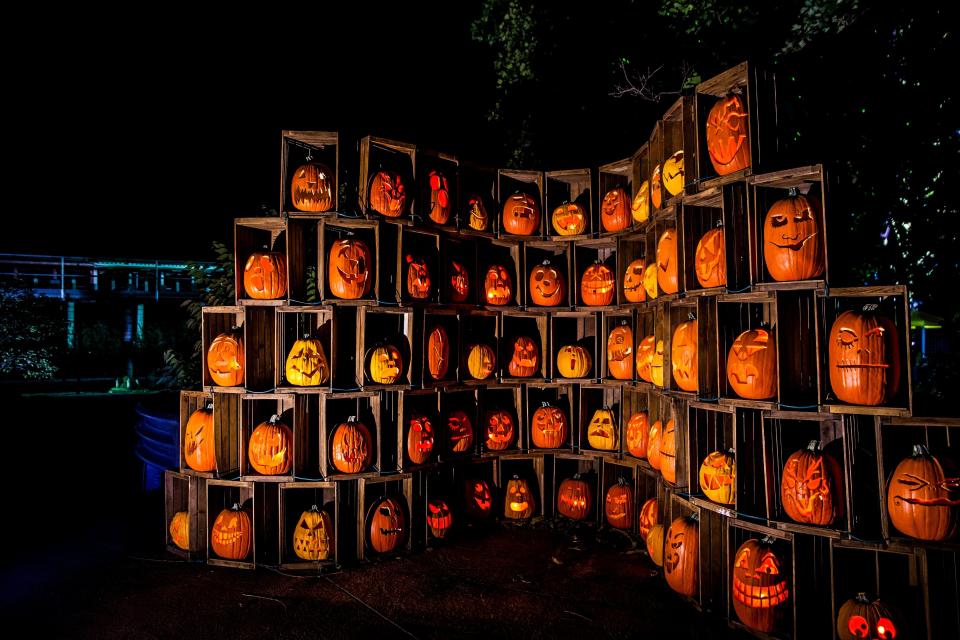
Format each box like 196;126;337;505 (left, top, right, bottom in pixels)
610;61;697;103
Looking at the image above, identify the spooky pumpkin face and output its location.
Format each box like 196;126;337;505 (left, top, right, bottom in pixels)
587;408;619;451
184;405;215;472
367;344;403;384
211;504;252;560
531;404;568;449
639;497;660;540
733;538;789;632
626;412;649;459
248;416;293;476
285;337;329;386
763;193;825;282
650;164;663;209
581;262;615;306
447;410;474;453
887;444;959;542
647;420;663;470
699;450;737;505
663;150;685;197
646;523;665;566
828;310;901;406
293;507;332;561
368;170;406;217
660;419;678;483
552;202;587;236
607;324;634;380
485;409;516;451
328;239;372;300
449;260;470;303
557;476;593;521
243;251;288;300
664;515;698;597
636;335;657;384
466;195;489;231
330;419;373;474
501;192;541;236
427;325;450;381
529;260;566;307
406;412;434;465
169;511;190;551
706;94;750;176
465;479;493;519
601;187;630;232
405;255;431;300
781;440;843;526
727;328;777;399
631;181;650;223
484;265;514;305
504;476;536;519
605;481;634;529
508;336;540;378
367;496;406;554
656;229;679;295
427;170;451;225
291;162;333;212
467;343;496;380
837;594;901;640
643;263;659;300
427;500;453;539
623;259;646;303
671;319;698;392
556;344;592;379
695;227;726;288
207;331;244;387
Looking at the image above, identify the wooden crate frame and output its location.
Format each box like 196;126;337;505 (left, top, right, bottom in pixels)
415;148;459;230
357;305;415;390
318;391;383;480
458;160;499;237
234;217;288;306
523;240;573;310
500;311;549;382
715;292;779;410
280;130;339;216
421;308;460;387
285;215;322;304
164;470;207;560
599;459;640;532
550;311;599;383
179;390;240;478
357;474;414;560
205;479;257;569
525;382;577;453
497;168;545;239
275;306;335;392
616;229;648;306
545;168;594;240
480;384;526;455
668;494;730;616
317;218;380;304
572;238;618;311
597;156;633;237
680;182;752;296
660;95;698;204
552;453;601;524
479;238;523;309
239;393;302;483
278;481;340;571
392;388;442;473
358;136;416;221
457;457;501;527
498;453;547;521
601;309;635;383
578;383;623;458
438;386;481;461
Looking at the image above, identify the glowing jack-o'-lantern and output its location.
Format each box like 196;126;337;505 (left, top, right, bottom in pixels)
367;343;403;384
763;192;825;282
647;523;665;566
733;538;790;632
368;170;406;218
581;262;615;306
501;192;541;236
427;325;450;381
887;444;959;542
605;479;634;530
243;251;287;300
639;497;659;541
671;319;698;392
285;336;329;386
449;260;470;303
660;419;678;483
508;336;540;378
465;479;493;520
643;263;659;300
467;343;496;380
699;450;737;505
328;238;372;300
427;500;453;539
447;410;474;453
663;150;685;197
330;418;372;474
782;440;843;526
184;404;215;472
706;94;750;176
556;344;592;379
293;506;332;561
211;504;252;560
207;331;244;387
486;409;516;451
695;227;726;288
656;229;678;295
484;264;513;305
601;187;630;232
607;324;634;380
557;475;593;521
406;412;434;465
552;202;586;236
291;162;333;212
727;328;777;399
626;412;649;459
405;255;431;300
829;309;901;406
529;260;566;307
587;408;619;451
427;170;451;225
623;259;646;303
635;335;657;384
531;403;568;449
647;420;663;471
651;164;663;209
367;496;406;554
504;476;536;520
248;415;293;475
837;593;901;640
466;194;489;231
169;511;190;551
632;181;650;223
664;515;699;597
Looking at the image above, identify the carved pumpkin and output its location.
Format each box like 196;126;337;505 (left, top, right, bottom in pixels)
449;260;470;303
601;187;630;232
663;150;684;197
447;410;474;453
587;408;619;451
504;476;536;520
732;538;790;632
508;336;540;378
467;343;496;380
581;262;615;306
660;419;678;484
639;497;660;540
531;403;568;449
695;227;726;288
626;412;649;459
427;325;450;381
556;344;592;379
829;309;901;406
606;324;634;380
211;504;252;560
243;251;288;300
727;328;777;399
367;496;406;554
207;331;244;387
169;511;190;550
327;238;372;300
501;192;541;236
291;162;333;212
552;202;587;236
837;593;901;640
427;500;453;539
293;507;332;561
465;479;493;520
466;194;489;231
632;181;650;223
529;260;566;307
485;409;515;451
643;263;659;300
706;94;750;176
285;336;329;386
623;259;646;303
646;523;665;566
887;444;959;542
248;415;293;475
405;255;431;300
699;450;736;505
664;515;698;597
647;420;663;471
484;264;513;305
635;335;657;384
650;164;663;209
605;480;634;530
557;476;593;521
671;320;698;392
782;440;843;526
184;404;215;472
330;418;373;474
368;170;406;217
763;192;825;282
656;229;678;295
367;343;403;384
427;170;451;225
406;412;434;465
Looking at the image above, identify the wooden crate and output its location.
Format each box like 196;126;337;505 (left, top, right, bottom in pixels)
687;402;746;517
439;235;479;307
281;130;339;216
680;182;752;296
667;494;729;616
631;141;653;228
356;474;414;560
923;547;960;640
601;309;635;383
318;218;380;304
498;453;547;521
164;470;207;560
459;310;500;385
597;156;633;236
278;481;339;571
275;306;334;392
553;453;601;524
438;386;481;461
201;306;245;392
646;216;682;301
616;229;648;306
551;311;599;382
421;464;456;547
392;226;441;305
357;305;414;390
773;289;822;409
358;136;416;221
478;238;523;309
318;391;382;480
285;215;322;304
599;459;640;532
497;168;545;239
205;479;257;569
525;383;577;453
239;393;308;483
578;383;623;458
661;95;698;204
179;390;240;478
573;238;618;310
415;148;458;230
234;217;288;306
545;168;593;240
457;457;500;528
715;292;778;410
480;384;525;455
421;309;460;387
390;388;441;473
523;240;573;309
647;121;670;219
500;311;549;382
458;160;498;237
647;390;690;490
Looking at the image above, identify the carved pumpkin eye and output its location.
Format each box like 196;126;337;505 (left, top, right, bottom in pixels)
847;615;869;638
793;209;813;223
758;554;779;575
896;473;929;489
837;328;858;348
429;173;441;190
770;214;787;227
379;507;392;517
735;548;751;569
876;617;897;639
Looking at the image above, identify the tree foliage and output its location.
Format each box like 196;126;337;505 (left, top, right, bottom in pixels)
0;284;66;380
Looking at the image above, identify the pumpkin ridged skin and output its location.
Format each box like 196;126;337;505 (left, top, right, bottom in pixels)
529;261;566;307
368;171;406;218
887;444;959;541
330;420;373;474
556;345;592;379
695;227;726;288
836;594;900;640
638;497;659;541
467;344;496;380
551;202;586;236
501;193;541;236
507;336;540;378
660;419;678;484
504;477;536;520
699;450;737;505
367;344;403;384
587;408;619;451
631;181;650;223
663;150;685;196
625;412;649;459
600;187;631;232
248;418;293;475
427;500;453;539
581;263;615;306
292;509;332;561
291;162;333;212
706;94;750;176
727;328;777;400
530;405;568;449
605;482;634;529
211;506;252;560
557;477;593;521
606;325;634;380
427;326;450;380
828;310;901;406
623;259;647;302
671;320;698;392
169;511;190;551
732;538;790;633
327;239;372;300
285;337;329;386
367;496;406;554
664;515;698;597
184;406;216;472
781;441;843;526
646;523;665;566
243;251;287;300
763;193;824;282
207;331;244;387
656;230;679;295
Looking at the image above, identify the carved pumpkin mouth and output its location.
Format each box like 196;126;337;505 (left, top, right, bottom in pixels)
589;428;610;438
770;231;818;251
835;362;890;369
733;577;789;608
730;366;760;384
894;495;960;506
336;266;367;283
379;527;403;536
213;529;243;545
509;501;529;512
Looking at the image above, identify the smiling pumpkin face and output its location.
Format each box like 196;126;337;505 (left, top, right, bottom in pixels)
211;505;252;561
328;239;372;300
623;259;646;303
581;262;615;306
631;180;650;223
763;193;824;282
695;227;726;288
732;538;790;632
367;496;406;554
291;162;333;212
529;260;566;307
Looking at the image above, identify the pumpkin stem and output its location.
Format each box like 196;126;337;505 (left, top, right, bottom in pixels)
787;187;801;198
806;440;821;453
760;535;777;545
269;414;280;424
205;402;214;411
689;512;701;523
727;447;736;456
541;401;552;408
512;474;520;480
310;504;320;513
230;502;241;511
688;311;696;321
617;477;627;486
912;443;931;457
347;415;357;423
542;258;551;266
855;592;871;603
862;303;879;313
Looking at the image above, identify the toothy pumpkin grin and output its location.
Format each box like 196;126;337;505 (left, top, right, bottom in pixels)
769;231;818;251
733;577;789;608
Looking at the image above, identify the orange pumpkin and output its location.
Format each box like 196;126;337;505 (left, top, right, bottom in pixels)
211;504;252;560
467;343;496;380
887;444;959;541
368;170;406;217
556;344;592;379
530;403;568;449
638;497;659;540
732;538;790;632
291;162;333;212
706;94;750;176
330;418;373;474
247;415;293;475
465;479;494;520
663;150;685;197
647;420;663;470
664;515;698;597
606;323;634;380
727;328;777;400
504;476;536;520
660;419;678;483
447;410;474;453
781;440;843;526
183;404;215;472
243;251;287;300
427;500;453;539
207;331;244;387
328;239;372;300
169;511;190;551
501;192;541;236
695;227;726;288
836;593;902;640
581;262;615;306
427;170;451;225
485;409;515;451
656;229;678;295
650;164;663;209
405;255;431;299
367;343;403;384
605;480;634;529
828;310;901;406
507;336;540;378
427;325;450;381
763;193;825;282
632;181;650;223
484;264;513;305
601;187;630;232
557;476;593;521
529;260;566;307
406;413;434;465
551;202;587;236
449;260;470;303
671;319;698;392
643;262;659;300
625;412;649;459
366;496;406;553
699;450;737;505
646;523;665;566
635;335;657;384
623;259;646;303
